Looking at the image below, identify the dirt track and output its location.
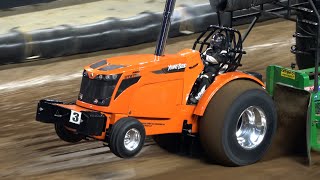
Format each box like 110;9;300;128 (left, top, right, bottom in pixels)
0;19;320;180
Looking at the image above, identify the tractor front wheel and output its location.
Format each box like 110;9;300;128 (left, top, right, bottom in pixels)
200;80;277;166
55;123;84;143
109;117;146;158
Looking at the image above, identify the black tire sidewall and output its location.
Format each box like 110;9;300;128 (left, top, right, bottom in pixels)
222;89;276;165
109;118;129;157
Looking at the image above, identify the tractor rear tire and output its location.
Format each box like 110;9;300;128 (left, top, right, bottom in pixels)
152;134;182;153
55;123;84;143
109;117;146;158
200;80;277;166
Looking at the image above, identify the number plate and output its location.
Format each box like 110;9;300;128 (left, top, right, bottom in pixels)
69;110;82;125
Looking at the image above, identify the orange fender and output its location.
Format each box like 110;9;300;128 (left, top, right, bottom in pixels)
193;71;265;116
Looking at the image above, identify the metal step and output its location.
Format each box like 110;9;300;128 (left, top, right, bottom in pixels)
296;6;314;13
298;18;319;26
294;32;315;39
291;45;313;55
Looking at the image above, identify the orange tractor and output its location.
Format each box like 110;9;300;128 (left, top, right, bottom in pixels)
36;0;278;166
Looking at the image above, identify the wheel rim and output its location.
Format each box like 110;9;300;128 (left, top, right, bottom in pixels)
235;106;267;150
124;128;141;151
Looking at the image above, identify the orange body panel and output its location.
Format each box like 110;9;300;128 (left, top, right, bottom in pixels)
78;49;203;115
61;49;263;138
71;49;204;137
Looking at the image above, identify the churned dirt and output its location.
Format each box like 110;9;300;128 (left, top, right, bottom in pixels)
0;19;320;180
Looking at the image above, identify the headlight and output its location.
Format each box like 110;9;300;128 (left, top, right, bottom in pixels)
95;74;120;81
104;75;111;81
112;74;118;79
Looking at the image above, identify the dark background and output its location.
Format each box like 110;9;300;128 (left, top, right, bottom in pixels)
0;0;56;9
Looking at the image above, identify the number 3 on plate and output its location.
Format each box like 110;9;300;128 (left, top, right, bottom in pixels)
69;110;82;125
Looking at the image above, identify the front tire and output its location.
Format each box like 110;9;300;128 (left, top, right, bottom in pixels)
109;117;146;158
55;123;84;143
200;80;277;166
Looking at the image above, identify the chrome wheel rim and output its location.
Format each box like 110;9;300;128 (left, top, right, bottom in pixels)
236;106;267;150
124;128;141;151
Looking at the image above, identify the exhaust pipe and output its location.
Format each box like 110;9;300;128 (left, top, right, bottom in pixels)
154;0;176;57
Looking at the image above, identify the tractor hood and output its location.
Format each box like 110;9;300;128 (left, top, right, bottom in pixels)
85;54;155;76
83;52;195;78
77;49;203;110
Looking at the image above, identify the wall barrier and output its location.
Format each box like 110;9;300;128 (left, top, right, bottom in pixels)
0;3;290;65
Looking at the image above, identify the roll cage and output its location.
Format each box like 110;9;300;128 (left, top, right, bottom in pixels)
191;0;320;91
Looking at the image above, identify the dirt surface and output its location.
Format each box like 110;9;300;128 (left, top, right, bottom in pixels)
0;20;320;180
